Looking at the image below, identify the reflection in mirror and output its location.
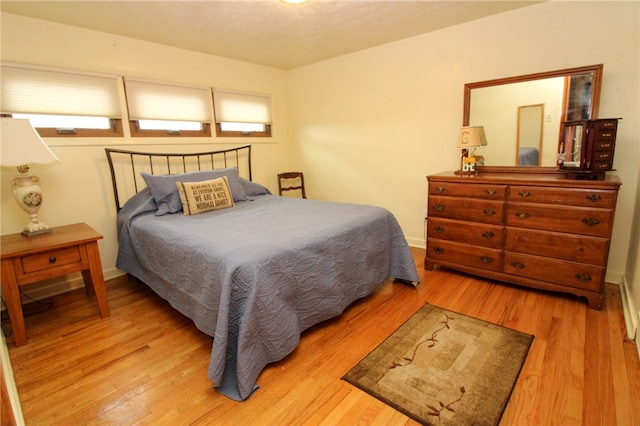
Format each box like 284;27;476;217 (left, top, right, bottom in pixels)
560;123;585;167
464;64;603;167
566;74;595;121
517;104;543;166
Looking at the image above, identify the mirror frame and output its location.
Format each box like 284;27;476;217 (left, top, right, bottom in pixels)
463;64;603;171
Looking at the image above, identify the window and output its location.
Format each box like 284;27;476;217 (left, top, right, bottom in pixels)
124;79;212;137
1;64;122;137
213;89;272;137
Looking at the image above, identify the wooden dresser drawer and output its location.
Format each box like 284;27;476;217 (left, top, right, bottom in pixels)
593;161;613;171
509;186;616;208
593;139;614;150
504;227;609;265
593;151;613;162
506;202;613;237
429;182;506;200
20;246;82;274
504;252;603;292
597;119;618;130
428;218;503;248
428;196;504;224
427;238;501;272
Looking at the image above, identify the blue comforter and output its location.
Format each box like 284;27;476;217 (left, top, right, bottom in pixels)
116;190;419;401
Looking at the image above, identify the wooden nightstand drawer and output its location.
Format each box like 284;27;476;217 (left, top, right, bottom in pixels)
21;246;82;274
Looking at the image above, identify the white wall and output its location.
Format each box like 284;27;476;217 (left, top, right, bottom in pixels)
288;1;639;313
1;13;292;287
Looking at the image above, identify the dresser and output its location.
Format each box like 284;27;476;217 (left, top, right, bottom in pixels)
425;169;621;309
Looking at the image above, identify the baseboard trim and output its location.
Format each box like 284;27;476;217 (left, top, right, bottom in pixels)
407;238;426;249
619;275;639;343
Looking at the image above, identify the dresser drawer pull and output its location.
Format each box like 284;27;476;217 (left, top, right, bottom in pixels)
482;209;496;217
510;261;525;269
575;273;592;282
433;225;445;233
486;189;497;196
49;256;57;263
585;194;602;202
515;211;530;219
436;186;446;193
582;217;600;227
481;231;495;239
480;256;493;263
518;191;531;198
433;204;445;211
433;247;444;254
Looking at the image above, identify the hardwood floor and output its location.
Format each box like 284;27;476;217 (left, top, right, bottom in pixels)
4;247;639;425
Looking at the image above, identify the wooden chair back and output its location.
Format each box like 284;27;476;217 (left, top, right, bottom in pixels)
278;172;306;198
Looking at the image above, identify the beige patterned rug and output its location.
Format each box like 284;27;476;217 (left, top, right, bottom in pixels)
342;304;533;425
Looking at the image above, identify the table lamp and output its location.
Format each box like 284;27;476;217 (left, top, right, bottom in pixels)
1;118;60;236
456;126;487;176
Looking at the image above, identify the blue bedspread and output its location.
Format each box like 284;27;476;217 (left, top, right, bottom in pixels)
116;191;419;401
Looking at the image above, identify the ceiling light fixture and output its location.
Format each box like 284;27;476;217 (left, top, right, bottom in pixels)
281;0;307;4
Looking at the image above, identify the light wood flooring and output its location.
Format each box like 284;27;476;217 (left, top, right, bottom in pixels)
4;247;640;425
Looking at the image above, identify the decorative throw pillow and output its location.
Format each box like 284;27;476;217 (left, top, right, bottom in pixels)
238;176;272;196
176;176;235;215
141;168;247;216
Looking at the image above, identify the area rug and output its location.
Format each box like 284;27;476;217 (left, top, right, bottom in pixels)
342;304;533;425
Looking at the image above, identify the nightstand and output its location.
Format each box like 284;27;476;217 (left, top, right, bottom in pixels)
1;223;110;346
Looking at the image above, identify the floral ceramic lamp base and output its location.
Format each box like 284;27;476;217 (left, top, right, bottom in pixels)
11;174;52;236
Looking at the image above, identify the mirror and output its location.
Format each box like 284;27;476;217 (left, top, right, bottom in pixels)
464;64;603;167
517;104;544;166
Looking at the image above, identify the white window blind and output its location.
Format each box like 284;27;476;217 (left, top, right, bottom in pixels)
125;79;212;122
1;64;121;117
213;89;272;124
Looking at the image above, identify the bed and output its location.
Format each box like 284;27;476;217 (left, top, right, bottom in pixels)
518;147;540;166
105;145;419;401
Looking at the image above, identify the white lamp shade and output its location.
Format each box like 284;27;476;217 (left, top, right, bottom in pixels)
457;126;488;149
0;118;60;167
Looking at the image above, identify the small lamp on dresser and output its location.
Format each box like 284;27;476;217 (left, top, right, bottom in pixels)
456;125;487;176
0;118;60;236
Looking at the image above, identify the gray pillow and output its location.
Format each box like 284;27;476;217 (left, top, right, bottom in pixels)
142;168;247;215
238;176;272;196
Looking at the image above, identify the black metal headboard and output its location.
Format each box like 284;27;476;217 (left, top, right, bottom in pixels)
105;145;252;212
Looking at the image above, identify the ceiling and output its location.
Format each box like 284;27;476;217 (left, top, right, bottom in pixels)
1;1;541;70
